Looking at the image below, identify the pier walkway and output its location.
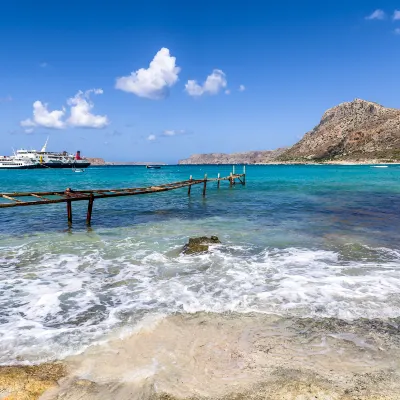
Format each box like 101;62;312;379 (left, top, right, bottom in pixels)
0;169;246;225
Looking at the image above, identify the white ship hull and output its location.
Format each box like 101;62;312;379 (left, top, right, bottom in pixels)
14;139;91;169
0;157;39;169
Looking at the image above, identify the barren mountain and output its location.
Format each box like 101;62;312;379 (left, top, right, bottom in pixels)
179;148;287;165
280;99;400;161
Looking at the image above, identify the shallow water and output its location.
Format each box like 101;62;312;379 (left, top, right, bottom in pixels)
0;165;400;366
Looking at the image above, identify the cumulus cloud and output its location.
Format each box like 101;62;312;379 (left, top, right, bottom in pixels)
239;84;246;92
147;134;156;141
393;10;400;20
115;48;180;100
67;89;109;128
21;89;108;130
185;69;227;97
21;101;66;129
365;9;386;20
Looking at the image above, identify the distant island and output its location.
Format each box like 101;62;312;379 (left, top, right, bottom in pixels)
179;99;400;164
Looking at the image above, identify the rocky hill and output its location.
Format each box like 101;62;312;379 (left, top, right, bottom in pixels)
86;157;106;165
279;99;400;162
179;148;287;165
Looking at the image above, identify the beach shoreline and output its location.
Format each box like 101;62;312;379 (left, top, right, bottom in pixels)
2;312;400;399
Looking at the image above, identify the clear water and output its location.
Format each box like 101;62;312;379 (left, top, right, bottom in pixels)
0;165;400;364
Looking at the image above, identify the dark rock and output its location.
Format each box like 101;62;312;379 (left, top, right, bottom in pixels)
181;236;221;255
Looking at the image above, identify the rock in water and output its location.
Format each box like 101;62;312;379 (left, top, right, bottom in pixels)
181;236;221;255
0;362;66;400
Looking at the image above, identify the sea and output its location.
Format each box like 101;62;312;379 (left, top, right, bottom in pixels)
1;165;400;397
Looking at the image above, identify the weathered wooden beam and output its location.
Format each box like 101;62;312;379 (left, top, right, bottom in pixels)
67;200;72;225
188;175;192;196
0;174;246;210
86;194;94;225
1;194;22;203
30;193;51;200
203;174;207;197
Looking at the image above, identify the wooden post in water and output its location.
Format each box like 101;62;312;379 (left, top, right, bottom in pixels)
67;200;72;225
203;174;207;197
188;175;193;196
217;173;220;189
86;194;94;225
243;165;246;185
230;172;233;187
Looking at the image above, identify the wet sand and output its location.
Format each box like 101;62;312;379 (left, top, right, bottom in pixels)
1;312;400;399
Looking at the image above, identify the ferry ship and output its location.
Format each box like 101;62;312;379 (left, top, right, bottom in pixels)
13;139;91;169
0;156;39;169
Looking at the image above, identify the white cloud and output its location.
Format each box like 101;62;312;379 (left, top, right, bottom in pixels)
115;48;180;100
185;69;227;97
394;28;400;34
239;84;246;92
67;89;109;128
21;89;108;130
162;129;187;137
365;9;386;20
25;128;34;134
147;134;156;141
393;10;400;20
225;89;231;95
21;101;66;129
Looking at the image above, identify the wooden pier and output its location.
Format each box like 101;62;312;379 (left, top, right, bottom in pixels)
0;168;246;226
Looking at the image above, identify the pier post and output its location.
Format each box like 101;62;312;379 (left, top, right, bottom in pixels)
86;194;94;225
217;173;220;189
230;172;233;187
243;165;246;185
203;174;207;197
188;175;192;196
67;200;72;226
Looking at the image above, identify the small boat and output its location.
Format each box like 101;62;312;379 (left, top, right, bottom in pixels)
73;168;85;173
146;165;161;169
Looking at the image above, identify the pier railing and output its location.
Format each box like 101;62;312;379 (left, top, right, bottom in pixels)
0;167;246;226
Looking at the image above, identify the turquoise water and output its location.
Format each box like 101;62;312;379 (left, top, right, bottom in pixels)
0;165;400;364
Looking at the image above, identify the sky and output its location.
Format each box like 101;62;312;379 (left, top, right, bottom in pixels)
1;0;400;163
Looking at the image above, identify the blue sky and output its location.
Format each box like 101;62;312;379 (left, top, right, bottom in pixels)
1;0;400;163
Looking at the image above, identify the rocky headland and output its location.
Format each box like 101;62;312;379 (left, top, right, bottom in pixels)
85;158;106;166
179;99;400;164
179;148;287;165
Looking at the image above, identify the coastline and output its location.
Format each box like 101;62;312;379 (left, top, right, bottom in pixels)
2;312;400;399
178;161;400;165
1;165;400;399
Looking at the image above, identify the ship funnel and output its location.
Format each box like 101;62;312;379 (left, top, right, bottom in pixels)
75;151;81;160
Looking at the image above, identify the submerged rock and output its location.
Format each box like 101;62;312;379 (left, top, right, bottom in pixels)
181;236;221;255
